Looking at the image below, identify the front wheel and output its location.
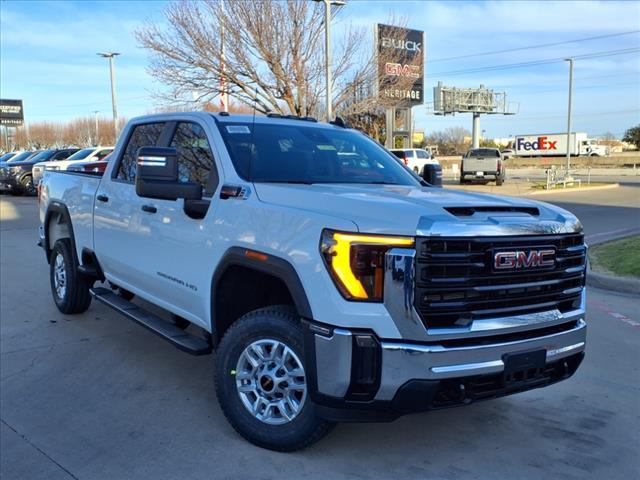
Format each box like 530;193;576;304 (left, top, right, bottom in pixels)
214;306;333;451
20;175;37;196
50;238;92;314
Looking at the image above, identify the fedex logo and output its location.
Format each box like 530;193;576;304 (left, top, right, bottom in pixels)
516;136;558;151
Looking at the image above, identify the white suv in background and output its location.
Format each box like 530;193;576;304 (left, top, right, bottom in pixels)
390;148;439;174
33;146;113;184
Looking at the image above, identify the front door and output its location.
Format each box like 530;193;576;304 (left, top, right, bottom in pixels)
94;120;220;328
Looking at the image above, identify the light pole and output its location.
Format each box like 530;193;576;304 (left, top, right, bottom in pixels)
93;110;99;145
97;52;120;139
314;0;346;122
565;58;573;175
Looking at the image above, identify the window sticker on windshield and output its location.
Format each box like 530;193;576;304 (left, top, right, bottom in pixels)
226;125;251;134
317;144;336;151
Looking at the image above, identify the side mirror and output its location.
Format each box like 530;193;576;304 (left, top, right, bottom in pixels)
135;146;202;201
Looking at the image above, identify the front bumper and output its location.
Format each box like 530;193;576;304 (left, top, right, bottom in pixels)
306;313;586;421
0;172;22;192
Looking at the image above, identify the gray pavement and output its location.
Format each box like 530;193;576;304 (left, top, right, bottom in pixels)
1;193;639;480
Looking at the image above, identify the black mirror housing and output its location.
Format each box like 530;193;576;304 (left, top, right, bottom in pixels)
135;146;202;201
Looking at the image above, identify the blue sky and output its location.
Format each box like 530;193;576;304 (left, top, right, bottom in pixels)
1;0;639;139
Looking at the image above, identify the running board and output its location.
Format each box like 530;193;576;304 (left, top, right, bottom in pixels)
90;287;212;356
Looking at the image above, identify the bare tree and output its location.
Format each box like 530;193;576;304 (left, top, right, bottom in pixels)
427;127;471;155
136;0;363;117
8;117;125;150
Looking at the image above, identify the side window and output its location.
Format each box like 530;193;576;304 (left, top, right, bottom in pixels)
170;122;216;194
116;122;165;182
96;149;112;160
416;150;428;159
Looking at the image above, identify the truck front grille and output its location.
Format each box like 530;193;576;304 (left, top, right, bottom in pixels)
414;234;585;329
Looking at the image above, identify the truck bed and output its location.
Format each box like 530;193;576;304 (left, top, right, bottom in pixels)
39;170;102;259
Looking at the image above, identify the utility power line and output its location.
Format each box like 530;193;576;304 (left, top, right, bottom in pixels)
429;47;640;77
484;108;640;121
429;30;640;62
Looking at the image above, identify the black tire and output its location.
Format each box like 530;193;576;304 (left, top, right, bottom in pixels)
214;306;333;451
459;176;466;185
496;178;504;186
50;238;92;314
19;175;37;196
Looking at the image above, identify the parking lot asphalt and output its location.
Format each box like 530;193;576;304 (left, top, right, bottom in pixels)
1;192;639;480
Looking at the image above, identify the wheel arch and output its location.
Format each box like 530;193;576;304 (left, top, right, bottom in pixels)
210;247;313;345
44;202;77;264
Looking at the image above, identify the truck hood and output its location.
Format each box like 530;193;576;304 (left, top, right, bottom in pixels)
254;183;582;237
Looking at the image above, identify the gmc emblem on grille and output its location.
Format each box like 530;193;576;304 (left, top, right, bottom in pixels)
493;249;556;270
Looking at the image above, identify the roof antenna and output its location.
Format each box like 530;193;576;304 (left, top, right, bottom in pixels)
248;87;258;182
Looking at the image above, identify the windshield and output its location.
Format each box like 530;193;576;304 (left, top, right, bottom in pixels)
219;122;421;186
66;148;95;160
7;151;34;163
28;150;56;163
467;148;500;158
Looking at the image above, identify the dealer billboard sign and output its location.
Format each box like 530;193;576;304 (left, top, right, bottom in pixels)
376;24;424;106
0;99;24;127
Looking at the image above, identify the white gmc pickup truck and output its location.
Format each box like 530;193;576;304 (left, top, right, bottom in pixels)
39;112;587;451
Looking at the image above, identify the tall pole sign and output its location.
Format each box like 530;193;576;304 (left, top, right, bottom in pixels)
0;99;24;151
0;99;24;127
376;24;424;148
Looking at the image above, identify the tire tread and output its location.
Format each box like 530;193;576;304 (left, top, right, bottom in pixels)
214;306;333;452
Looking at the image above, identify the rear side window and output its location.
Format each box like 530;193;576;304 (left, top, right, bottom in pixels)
52;150;75;161
116;123;165;182
404;150;415;158
95;149;112;160
169;122;217;194
416;150;429;159
391;150;405;159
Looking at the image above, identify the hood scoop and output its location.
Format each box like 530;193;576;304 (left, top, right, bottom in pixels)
445;206;539;217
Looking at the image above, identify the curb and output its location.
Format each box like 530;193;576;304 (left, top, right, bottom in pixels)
527;183;619;196
587;269;640;296
586;232;640;296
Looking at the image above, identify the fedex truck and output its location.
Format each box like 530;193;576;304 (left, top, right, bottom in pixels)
514;132;609;157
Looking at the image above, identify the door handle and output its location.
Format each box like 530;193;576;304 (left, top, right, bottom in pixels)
141;204;157;214
97;194;109;202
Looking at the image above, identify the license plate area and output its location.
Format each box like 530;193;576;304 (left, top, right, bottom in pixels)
476;171;484;177
502;349;546;384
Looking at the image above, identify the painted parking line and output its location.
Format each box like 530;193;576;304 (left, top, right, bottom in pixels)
589;299;640;328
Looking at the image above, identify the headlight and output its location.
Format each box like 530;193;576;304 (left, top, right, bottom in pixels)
320;229;414;301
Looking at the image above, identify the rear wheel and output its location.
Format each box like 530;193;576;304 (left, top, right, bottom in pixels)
50;238;92;314
215;306;333;451
496;177;504;186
